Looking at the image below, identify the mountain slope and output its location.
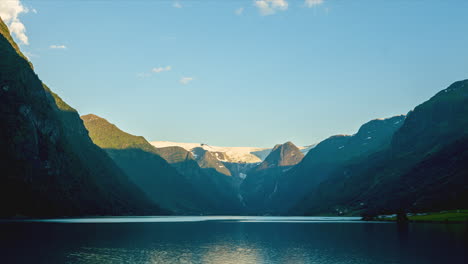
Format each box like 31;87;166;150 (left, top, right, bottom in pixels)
191;147;232;176
256;141;304;170
82;114;243;214
150;141;313;180
298;80;468;216
152;146;245;214
0;18;162;217
150;141;269;163
153;146;193;164
265;115;406;214
240;142;304;212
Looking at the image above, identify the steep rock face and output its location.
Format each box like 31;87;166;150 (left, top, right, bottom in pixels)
192;147;232;176
298;80;468;216
240;142;304;213
0;18;161;217
256;141;304;170
82;114;244;214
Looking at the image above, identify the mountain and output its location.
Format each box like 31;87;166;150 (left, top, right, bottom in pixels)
296;80;468;216
150;141;313;178
280;115;406;214
240;142;304;212
152;146;192;164
251;115;406;214
191;147;232;176
150;141;270;163
151;146;245;213
82;114;243;214
256;141;304;170
0;18;163;217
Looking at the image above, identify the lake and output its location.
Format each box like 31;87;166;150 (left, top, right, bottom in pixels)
0;216;467;263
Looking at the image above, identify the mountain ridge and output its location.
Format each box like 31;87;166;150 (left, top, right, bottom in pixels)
0;17;163;217
82;114;244;214
150;141;313;164
293;80;468;216
240;141;305;212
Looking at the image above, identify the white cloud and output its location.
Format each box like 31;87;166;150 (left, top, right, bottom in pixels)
180;77;193;85
254;0;288;16
0;0;30;44
49;44;67;50
173;1;182;8
304;0;324;8
235;7;244;15
137;66;172;78
152;66;172;73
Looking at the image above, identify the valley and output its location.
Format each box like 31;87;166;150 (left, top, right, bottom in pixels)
0;15;467;219
1;1;468;263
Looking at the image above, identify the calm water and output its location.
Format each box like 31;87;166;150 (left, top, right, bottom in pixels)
0;216;467;264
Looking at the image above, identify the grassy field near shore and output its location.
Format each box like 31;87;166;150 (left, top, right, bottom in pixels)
377;210;468;222
408;210;468;222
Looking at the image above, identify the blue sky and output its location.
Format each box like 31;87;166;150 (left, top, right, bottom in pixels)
3;0;468;147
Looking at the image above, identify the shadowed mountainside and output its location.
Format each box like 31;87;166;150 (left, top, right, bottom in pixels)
240;142;304;212
0;18;164;217
268;115;406;214
82;114;244;214
294;80;468;216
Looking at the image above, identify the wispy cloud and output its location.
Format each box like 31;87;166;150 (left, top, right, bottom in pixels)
137;66;172;78
304;0;324;8
180;77;194;85
49;44;67;50
254;0;288;16
0;0;30;45
152;66;172;73
137;72;151;78
173;1;182;8
235;7;244;16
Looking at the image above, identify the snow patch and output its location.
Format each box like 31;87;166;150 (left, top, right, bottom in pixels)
150;141;315;163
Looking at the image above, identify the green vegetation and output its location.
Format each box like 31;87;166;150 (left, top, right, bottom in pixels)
82;114;244;214
408;210;468;222
0;18;31;66
293;80;468;217
43;84;77;112
82;114;153;152
255;115;406;215
376;210;468;223
1;17;163;217
154;146;191;164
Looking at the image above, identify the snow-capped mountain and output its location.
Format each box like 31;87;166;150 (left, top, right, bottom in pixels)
150;141;314;164
150;141;268;163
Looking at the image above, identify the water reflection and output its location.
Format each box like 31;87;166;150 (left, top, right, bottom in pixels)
200;243;260;264
9;216;362;223
0;217;466;264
